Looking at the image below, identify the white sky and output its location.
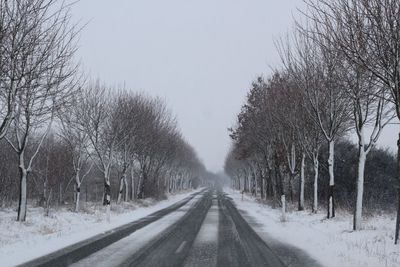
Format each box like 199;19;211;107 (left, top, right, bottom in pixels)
72;0;398;172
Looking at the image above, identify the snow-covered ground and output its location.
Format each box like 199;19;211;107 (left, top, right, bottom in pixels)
226;188;400;267
0;189;202;267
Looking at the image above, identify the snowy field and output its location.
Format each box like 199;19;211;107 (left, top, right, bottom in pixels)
227;188;400;267
0;189;201;266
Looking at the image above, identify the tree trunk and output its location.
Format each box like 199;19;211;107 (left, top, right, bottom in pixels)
131;168;135;200
43;179;48;207
288;174;294;202
251;171;256;196
299;153;305;211
45;189;52;217
354;138;367;230
74;170;81;212
17;165;28;222
395;188;400;244
395;133;400;244
261;178;265;199
138;172;146;199
267;167;274;199
248;174;251;193
327;139;335;218
59;183;63;205
312;154;319;213
277;166;284;197
75;182;81;212
259;167;265;199
73;184;77;203
117;175;125;204
124;174;128;202
103;178;111;204
281;194;286;221
103;168;111;222
136;174;143;199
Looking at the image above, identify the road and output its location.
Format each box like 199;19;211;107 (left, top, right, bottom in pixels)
21;189;321;267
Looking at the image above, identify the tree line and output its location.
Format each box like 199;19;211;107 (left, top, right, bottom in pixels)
225;0;400;243
0;0;206;221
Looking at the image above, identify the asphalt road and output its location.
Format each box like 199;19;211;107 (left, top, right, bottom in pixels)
19;190;204;267
22;189;321;267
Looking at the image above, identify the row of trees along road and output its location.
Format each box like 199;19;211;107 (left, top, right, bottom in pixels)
0;0;206;222
225;0;400;244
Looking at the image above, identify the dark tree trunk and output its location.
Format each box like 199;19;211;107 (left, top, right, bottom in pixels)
17;167;28;222
395;189;400;244
103;181;111;206
298;177;303;211
327;185;335;218
259;168;265;199
138;172;146;199
267;167;273;199
395;133;400;244
289;174;294;202
327;140;335;218
75;183;81;212
277;167;284;197
251;171;256;196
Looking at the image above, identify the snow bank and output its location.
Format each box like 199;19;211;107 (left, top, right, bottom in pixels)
0;189;202;266
226;188;400;267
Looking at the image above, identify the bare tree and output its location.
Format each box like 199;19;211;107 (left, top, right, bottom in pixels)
58;92;93;212
277;31;326;213
339;61;393;230
4;0;78;221
295;21;352;218
79;83;124;221
305;0;400;239
113;92;145;204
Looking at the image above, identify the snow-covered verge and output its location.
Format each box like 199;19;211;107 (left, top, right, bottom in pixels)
226;188;400;267
0;188;202;266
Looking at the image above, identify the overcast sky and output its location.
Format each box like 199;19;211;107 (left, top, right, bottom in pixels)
72;0;398;172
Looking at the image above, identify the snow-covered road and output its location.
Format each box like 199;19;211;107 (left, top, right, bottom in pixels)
6;188;328;267
183;196;219;267
28;189;320;267
71;193;203;267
